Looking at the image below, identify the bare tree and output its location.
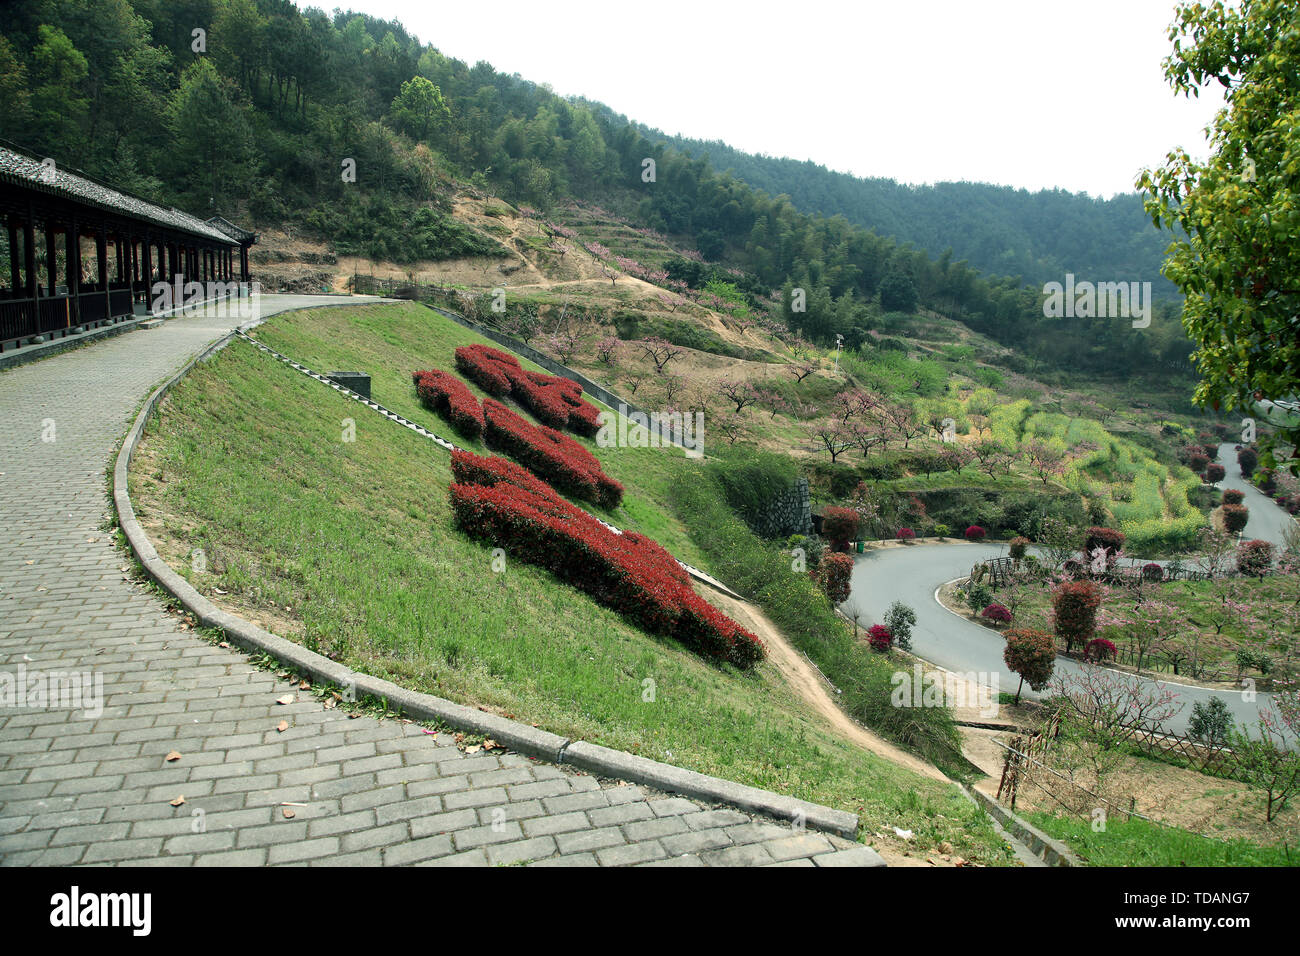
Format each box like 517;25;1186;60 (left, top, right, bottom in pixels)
788;360;817;383
637;337;684;373
809;419;856;463
719;379;761;413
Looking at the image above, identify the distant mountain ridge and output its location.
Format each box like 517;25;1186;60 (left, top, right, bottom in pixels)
641;131;1175;297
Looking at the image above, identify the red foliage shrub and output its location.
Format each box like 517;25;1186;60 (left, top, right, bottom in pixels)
1189;451;1210;472
897;527;916;541
482;399;623;509
1221;503;1249;534
1141;562;1163;582
1237;445;1258;478
448;450;763;667
819;552;854;604
1236;538;1273;577
1204;463;1226;483
867;624;892;652
1085;637;1117;662
455;344;600;436
1222;488;1245;505
981;603;1012;624
1084;526;1125;557
1052;579;1101;653
821;507;861;551
412;369;485;439
964;525;986;541
1003;627;1056;701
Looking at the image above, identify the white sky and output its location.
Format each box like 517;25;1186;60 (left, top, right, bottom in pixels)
314;0;1225;197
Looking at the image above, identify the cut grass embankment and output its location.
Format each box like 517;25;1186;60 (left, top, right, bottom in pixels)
130;302;1011;863
1022;813;1297;867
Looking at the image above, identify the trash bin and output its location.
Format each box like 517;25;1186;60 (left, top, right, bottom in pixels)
855;540;864;553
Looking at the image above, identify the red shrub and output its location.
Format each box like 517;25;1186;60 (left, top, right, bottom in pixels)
1084;526;1125;557
821;507;861;551
1221;503;1249;534
412;369;485;439
448;450;763;667
981;603;1012;624
1085;637;1117;662
1204;463;1226;483
1141;562;1163;582
1236;538;1273;577
455;344;601;436
965;525;986;542
1222;489;1245;505
482;399;623;509
1052;579;1101;653
867;624;892;652
819;553;854;604
897;527;916;541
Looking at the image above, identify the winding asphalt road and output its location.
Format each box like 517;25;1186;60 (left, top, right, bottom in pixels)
841;444;1298;738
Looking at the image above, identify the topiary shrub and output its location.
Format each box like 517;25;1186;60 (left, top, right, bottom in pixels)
1236;539;1273;577
981;603;1012;625
1052;579;1101;654
1221;503;1250;534
1189;451;1210;472
818;552;854;604
965;525;986;542
884;601;917;652
1222;488;1245;505
1204;463;1226;483
897;527;916;541
1188;696;1233;747
821;506;861;552
1141;562;1164;582
1085;526;1125;558
1003;627;1056;703
1237;446;1258;478
1084;637;1117;663
1009;536;1030;560
965;581;993;613
867;624;892;652
932;523;950;538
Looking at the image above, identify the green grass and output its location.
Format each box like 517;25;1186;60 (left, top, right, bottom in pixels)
131;302;1012;862
1022;813;1298;866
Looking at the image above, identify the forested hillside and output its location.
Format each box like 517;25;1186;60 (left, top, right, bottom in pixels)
0;0;1192;380
638;132;1175;297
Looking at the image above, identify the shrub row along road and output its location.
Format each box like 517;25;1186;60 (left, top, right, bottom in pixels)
841;473;1294;738
0;296;877;867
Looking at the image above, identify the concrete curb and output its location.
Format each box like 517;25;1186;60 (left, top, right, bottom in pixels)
965;786;1083;867
562;741;861;840
109;301;862;841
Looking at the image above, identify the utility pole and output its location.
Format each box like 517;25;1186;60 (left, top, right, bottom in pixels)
833;333;844;373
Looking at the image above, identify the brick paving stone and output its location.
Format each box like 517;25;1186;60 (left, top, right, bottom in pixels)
0;296;879;869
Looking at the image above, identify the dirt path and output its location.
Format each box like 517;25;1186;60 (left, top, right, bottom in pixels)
701;588;950;783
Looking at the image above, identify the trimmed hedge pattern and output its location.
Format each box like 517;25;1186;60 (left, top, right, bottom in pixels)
448;450;764;668
411;368;485;439
455;343;601;436
482;398;624;509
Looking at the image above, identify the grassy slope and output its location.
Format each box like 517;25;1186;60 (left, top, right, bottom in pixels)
130;302;1009;862
1023;813;1297;866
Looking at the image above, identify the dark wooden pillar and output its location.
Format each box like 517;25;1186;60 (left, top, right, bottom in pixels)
97;226;109;321
45;221;56;296
7;218;18;294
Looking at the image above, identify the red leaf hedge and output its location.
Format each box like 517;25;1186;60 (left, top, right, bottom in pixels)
455;344;601;436
447;450;764;668
482;398;623;509
817;552;854;604
412;369;485;439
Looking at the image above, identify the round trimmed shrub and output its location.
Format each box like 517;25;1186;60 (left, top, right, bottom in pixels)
1222;489;1245;505
1204;463;1226;483
1221;503;1249;534
981;603;1012;625
1085;637;1117;662
965;525;986;542
1236;539;1273;577
1237;446;1258;478
1052;579;1101;654
820;506;861;552
1009;536;1030;560
867;624;892;652
897;527;916;541
1003;627;1056;703
1141;562;1163;582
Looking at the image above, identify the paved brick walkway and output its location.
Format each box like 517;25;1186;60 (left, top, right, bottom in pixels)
0;296;877;867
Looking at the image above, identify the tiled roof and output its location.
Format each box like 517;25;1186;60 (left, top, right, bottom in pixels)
205;215;257;243
0;146;240;244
